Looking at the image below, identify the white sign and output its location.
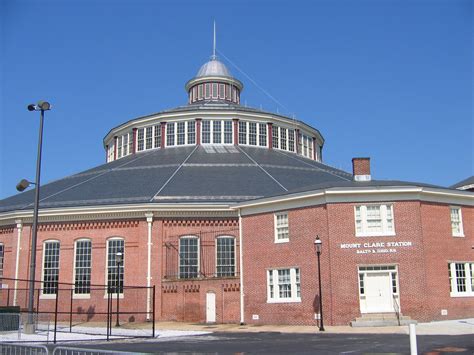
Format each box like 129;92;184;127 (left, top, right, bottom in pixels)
340;241;412;254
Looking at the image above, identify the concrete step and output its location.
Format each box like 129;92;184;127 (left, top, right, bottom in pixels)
351;313;417;327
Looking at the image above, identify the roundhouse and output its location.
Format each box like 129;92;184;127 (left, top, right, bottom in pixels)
0;53;472;326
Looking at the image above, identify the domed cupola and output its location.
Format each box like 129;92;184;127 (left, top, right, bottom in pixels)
185;29;243;105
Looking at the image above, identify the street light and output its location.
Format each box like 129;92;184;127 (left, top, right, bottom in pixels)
314;235;325;331
115;250;123;327
16;101;51;333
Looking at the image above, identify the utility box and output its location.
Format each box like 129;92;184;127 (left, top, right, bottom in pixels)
0;306;20;331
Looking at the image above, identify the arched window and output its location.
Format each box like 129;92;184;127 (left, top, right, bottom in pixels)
179;236;199;279
42;240;60;295
106;238;124;294
74;239;92;295
216;236;235;277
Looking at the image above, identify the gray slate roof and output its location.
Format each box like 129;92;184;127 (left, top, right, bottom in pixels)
451;176;474;189
0;145;450;213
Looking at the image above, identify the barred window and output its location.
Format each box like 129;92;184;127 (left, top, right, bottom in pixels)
216;237;235;277
167;123;175;146
288;130;295;152
309;138;313;159
177;122;186;145
272;126;279;148
267;268;301;303
226;84;232;100
187;121;196;145
204;83;211;98
154;125;161;148
249;122;257;145
74;240;92;295
202;120;211;144
0;243;4;277
239;121;247;145
213;121;222;144
43;241;60;295
107;239;124;294
146;127;153;149
222;121;232;144
179;237;199;279
137;128;144;151
259;123;267;147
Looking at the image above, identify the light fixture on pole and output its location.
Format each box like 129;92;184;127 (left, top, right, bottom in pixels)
17;101;51;333
314;235;325;331
115;250;123;327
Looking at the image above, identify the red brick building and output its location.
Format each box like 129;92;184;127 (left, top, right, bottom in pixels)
0;52;472;326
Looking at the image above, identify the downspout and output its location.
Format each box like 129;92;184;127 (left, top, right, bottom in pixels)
238;209;245;325
145;212;154;321
13;219;22;306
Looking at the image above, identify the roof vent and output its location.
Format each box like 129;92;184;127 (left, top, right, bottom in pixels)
352;157;371;182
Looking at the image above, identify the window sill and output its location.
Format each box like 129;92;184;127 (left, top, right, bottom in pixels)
103;294;124;299
275;239;289;244
267;298;301;304
450;293;474;298
40;294;57;300
452;234;465;238
356;232;396;237
73;294;91;300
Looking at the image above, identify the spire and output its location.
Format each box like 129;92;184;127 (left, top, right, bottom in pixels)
211;21;217;60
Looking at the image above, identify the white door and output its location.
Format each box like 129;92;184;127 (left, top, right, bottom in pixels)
364;272;393;313
206;292;216;323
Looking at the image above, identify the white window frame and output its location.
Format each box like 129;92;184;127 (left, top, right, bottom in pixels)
449;262;474;297
238;121;267;147
274;212;289;243
41;240;60;299
354;204;395;237
201;120;233;145
73;238;92;299
105;237;125;298
165;121;196;147
215;236;236;277
450;207;464;237
267;268;301;303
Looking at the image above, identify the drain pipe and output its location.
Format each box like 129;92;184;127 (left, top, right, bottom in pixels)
13;220;23;306
145;212;154;321
238;209;245;325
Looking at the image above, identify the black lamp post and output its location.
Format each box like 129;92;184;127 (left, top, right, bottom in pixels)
16;101;51;332
314;235;325;331
115;250;123;327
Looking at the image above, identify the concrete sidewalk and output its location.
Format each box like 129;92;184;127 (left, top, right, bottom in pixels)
153;318;474;336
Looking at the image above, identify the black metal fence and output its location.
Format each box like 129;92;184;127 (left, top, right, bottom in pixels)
0;277;155;343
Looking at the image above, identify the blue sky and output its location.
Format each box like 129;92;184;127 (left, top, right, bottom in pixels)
0;0;472;199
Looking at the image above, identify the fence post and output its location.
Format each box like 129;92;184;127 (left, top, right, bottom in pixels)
53;289;59;344
409;323;418;355
36;288;40;317
107;291;111;341
7;288;10;306
69;288;73;332
152;285;156;338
